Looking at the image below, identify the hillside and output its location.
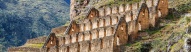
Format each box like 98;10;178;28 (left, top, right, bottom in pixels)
125;12;191;52
124;0;191;51
0;0;70;51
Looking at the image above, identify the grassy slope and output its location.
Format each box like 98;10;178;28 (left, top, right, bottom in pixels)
21;43;44;48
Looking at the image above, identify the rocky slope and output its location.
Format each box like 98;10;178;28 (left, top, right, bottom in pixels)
124;0;191;52
0;0;70;51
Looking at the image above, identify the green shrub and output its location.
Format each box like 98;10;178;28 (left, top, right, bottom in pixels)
64;21;70;26
106;0;115;6
186;17;191;23
165;12;174;20
177;2;191;12
170;39;184;52
104;0;141;7
128;0;141;4
145;27;162;35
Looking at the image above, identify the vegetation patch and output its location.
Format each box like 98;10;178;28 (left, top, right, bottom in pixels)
131;42;142;52
145;27;162;35
96;0;141;8
64;21;70;26
185;17;191;23
170;39;184;52
23;43;44;48
177;2;191;13
125;41;143;51
165;12;175;20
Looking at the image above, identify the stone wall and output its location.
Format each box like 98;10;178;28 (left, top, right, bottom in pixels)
42;24;117;52
99;8;105;17
149;6;158;27
61;25;116;45
92;18;99;29
157;0;168;18
45;17;130;52
137;3;150;30
37;0;169;52
71;0;168;21
58;36;114;52
125;11;132;23
128;20;139;41
68;21;80;35
49;46;57;52
74;0;163;30
53;0;168;51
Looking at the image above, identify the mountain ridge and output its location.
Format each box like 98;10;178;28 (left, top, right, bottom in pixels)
0;0;70;51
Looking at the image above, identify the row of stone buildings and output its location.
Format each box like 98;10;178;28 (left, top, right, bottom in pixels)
8;0;169;52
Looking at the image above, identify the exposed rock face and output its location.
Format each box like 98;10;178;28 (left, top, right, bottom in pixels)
184;38;191;52
186;25;191;34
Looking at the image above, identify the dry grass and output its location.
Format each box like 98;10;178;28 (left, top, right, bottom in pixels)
21;43;44;48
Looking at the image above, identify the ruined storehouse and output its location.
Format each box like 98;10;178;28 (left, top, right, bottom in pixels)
8;0;169;52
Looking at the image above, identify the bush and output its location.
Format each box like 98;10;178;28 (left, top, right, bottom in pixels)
128;0;141;4
106;0;115;6
64;21;70;26
165;12;174;20
186;17;191;23
105;0;141;7
177;2;191;12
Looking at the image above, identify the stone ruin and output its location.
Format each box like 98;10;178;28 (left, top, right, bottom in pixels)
8;0;169;52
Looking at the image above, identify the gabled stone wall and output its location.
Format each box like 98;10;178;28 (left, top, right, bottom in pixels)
157;0;168;18
137;3;150;30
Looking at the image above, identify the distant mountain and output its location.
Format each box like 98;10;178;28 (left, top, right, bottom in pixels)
0;0;70;51
65;0;70;4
